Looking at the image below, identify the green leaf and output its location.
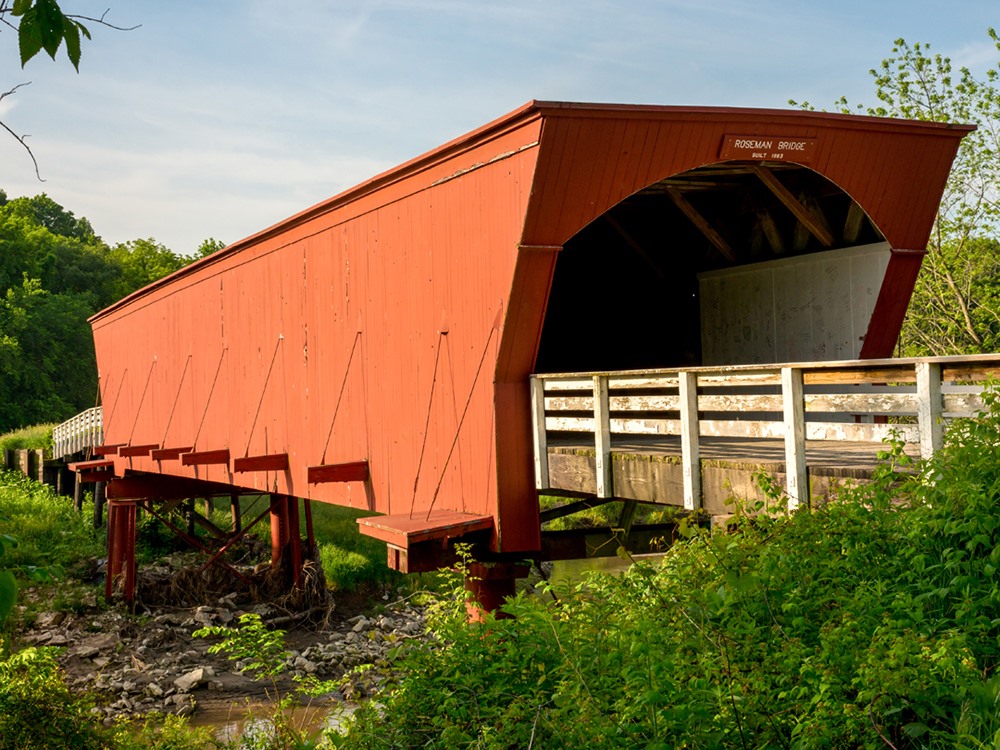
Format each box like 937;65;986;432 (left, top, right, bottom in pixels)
61;16;80;71
17;9;44;67
0;570;17;625
35;0;66;59
12;0;31;16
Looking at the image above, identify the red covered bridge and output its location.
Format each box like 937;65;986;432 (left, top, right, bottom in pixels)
70;101;972;607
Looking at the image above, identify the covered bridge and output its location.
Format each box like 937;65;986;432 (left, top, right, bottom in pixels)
77;101;970;605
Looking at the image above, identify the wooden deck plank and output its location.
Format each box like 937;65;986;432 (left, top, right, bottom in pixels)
357;510;494;547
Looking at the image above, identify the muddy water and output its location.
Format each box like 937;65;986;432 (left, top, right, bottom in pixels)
191;702;356;745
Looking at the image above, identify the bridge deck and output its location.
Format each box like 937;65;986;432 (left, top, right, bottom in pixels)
545;434;917;514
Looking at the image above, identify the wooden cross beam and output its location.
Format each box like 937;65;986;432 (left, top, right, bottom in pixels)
750;165;834;247
665;186;736;261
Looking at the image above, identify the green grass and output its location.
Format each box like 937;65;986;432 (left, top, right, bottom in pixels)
310;502;401;591
0;424;54;455
0;471;103;577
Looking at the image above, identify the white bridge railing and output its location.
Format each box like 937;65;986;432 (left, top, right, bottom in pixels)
531;354;1000;511
52;406;103;459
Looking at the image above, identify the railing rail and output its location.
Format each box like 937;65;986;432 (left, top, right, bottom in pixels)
531;354;1000;511
52;406;104;459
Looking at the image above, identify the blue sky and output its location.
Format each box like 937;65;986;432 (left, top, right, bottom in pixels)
0;0;997;255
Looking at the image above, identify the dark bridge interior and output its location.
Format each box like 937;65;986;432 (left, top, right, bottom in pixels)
534;161;886;373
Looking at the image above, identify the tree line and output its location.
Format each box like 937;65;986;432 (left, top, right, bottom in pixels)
0;190;222;433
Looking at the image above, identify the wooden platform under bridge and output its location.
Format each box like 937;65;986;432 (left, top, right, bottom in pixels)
531;354;1000;516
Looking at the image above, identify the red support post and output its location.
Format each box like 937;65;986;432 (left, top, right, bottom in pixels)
105;501;137;606
269;495;288;569
123;502;137;605
304;499;315;552
105;503;118;602
288;497;303;589
463;562;527;622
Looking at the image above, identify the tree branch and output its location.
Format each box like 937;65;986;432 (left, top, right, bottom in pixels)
0;82;43;181
64;9;140;32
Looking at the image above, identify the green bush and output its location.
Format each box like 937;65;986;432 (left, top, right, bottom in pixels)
331;391;1000;749
0;646;111;749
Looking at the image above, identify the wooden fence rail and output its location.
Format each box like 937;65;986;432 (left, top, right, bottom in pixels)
531;354;1000;512
52;406;103;459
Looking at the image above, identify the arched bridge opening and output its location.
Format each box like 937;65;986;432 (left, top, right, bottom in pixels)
535;161;888;374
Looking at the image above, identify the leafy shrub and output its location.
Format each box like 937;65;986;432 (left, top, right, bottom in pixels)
0;646;111;749
332;390;1000;749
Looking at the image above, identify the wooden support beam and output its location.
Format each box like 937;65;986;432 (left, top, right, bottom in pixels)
181;449;231;466
118;443;159;458
233;453;289;473
751;166;834;247
665;186;736;261
617;501;639;536
151;446;193;461
757;209;785;255
593;375;613;499
793;191;834;252
916;361;944;459
92;444;125;456
843;201;867;244
68;458;115;472
781;367;808;510
308;460;369;484
539;496;616;524
531;377;550;491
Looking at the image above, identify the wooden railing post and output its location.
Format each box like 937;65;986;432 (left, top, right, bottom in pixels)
678;371;701;510
593;375;613;499
916;361;943;459
781;367;808;510
530;376;550;491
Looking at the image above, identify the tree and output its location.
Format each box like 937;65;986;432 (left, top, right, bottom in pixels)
794;31;1000;355
104;238;187;302
0;1;136;178
194;237;227;259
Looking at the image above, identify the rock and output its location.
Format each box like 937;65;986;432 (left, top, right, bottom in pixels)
35;611;66;629
146;682;163;697
349;616;369;632
173;666;214;692
75;632;120;655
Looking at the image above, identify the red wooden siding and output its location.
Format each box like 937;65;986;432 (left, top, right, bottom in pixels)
90;101;968;560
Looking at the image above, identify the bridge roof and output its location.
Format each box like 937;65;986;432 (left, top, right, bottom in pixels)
92;100;971;323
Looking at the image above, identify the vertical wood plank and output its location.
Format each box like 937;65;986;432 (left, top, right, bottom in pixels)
678;371;701;510
781;367;808;510
593;375;613;499
530;376;550;490
916;361;943;459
